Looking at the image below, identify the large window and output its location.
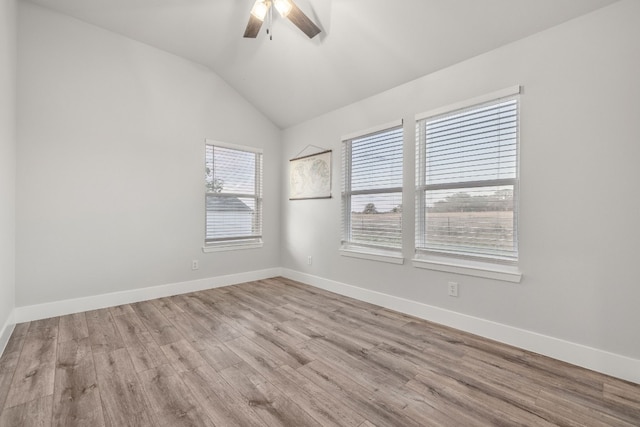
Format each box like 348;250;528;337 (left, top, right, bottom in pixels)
341;122;403;257
416;90;519;263
205;141;263;250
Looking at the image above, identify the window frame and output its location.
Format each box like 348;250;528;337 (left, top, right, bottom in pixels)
203;140;263;252
414;86;521;269
340;120;404;263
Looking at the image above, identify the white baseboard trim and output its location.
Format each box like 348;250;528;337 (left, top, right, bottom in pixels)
0;310;16;356
281;268;640;385
14;267;283;324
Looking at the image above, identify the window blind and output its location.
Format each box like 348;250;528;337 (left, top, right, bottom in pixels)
205;143;263;245
416;96;519;262
342;124;403;251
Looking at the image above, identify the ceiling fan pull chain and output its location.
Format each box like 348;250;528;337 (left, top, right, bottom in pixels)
269;3;273;40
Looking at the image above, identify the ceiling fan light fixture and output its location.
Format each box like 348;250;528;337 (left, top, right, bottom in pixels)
274;0;293;17
250;0;269;21
243;0;320;39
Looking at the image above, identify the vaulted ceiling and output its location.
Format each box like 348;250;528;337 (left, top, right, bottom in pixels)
24;0;618;128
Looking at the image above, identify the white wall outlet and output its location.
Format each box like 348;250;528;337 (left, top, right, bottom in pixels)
191;259;199;270
307;256;312;265
448;281;459;297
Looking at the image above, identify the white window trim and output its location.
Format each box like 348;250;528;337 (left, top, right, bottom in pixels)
414;87;521;269
202;241;263;253
415;85;521;121
412;253;521;283
341;119;403;141
340;120;404;260
204;140;263;252
205;139;263;154
339;247;404;265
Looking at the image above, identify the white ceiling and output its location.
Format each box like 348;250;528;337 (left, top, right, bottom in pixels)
25;0;618;128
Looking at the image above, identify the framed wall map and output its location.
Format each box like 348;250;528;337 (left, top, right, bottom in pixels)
289;150;332;200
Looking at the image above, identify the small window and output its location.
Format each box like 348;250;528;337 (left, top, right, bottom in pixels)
341;122;404;257
205;141;263;250
416;92;519;263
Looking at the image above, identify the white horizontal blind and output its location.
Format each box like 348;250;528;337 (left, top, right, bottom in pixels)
205;144;262;245
342;124;403;251
416;96;519;262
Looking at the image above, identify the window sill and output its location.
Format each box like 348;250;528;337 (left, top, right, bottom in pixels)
202;241;263;253
412;255;522;283
339;247;404;265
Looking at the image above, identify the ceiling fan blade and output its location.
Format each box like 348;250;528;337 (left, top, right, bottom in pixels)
244;14;264;38
287;1;321;39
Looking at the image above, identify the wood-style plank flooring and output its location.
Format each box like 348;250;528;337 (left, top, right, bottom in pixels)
0;277;639;426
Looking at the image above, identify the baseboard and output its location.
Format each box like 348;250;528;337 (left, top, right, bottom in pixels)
14;267;283;324
281;268;640;385
0;310;15;356
10;267;640;384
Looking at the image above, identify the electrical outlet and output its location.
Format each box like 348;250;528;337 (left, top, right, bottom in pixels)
448;281;459;297
191;260;199;270
307;256;312;265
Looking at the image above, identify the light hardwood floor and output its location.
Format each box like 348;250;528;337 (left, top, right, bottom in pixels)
0;277;639;426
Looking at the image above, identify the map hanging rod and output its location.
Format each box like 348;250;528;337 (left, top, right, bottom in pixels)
290;145;331;161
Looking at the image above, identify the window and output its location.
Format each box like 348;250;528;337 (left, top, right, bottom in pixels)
416;89;519;264
341;121;404;260
204;141;263;250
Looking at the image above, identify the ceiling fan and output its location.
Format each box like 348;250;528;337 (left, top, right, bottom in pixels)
244;0;321;39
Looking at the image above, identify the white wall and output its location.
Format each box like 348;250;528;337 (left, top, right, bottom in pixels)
281;0;640;365
0;0;17;346
16;2;281;307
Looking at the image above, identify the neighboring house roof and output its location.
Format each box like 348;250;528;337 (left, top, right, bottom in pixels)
206;196;252;212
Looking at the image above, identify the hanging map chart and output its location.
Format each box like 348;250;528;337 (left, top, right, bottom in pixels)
289;150;332;200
